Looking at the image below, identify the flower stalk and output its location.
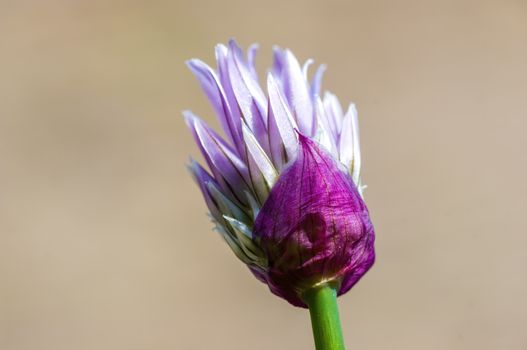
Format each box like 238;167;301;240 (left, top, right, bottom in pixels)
303;284;346;350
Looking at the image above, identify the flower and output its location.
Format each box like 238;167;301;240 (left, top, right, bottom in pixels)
185;40;375;307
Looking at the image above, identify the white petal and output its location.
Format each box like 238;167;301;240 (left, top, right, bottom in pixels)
267;73;298;161
349;103;362;185
302;59;314;81
314;97;338;157
310;64;327;98
242;123;278;188
339;103;361;185
283;50;314;135
323;91;344;137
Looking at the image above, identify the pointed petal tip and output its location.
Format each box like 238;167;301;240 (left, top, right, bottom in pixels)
347;102;357;112
182;110;197;125
315;63;327;80
185;59;216;83
187;156;200;168
345;103;359;122
214;43;229;61
284;49;299;65
185;58;203;70
185;161;195;176
215;43;228;51
324;91;335;100
182;109;192;119
186;158;212;187
228;39;243;54
266;70;273;83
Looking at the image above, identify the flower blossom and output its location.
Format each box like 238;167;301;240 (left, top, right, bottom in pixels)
185;40;375;307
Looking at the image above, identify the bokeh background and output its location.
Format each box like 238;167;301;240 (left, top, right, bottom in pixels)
1;1;526;349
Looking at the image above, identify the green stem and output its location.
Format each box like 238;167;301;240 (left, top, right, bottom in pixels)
303;284;346;350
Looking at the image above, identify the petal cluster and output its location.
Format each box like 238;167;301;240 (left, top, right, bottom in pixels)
185;40;374;307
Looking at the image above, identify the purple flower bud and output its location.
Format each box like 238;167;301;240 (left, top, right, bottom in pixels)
185;40;375;307
252;135;374;307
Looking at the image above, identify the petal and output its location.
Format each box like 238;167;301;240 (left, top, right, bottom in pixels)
302;60;327;99
242;123;278;188
226;40;270;154
223;216;267;267
266;98;286;170
267;73;298;161
272;46;285;78
313;97;338;157
207;182;250;224
247;43;259;80
349;104;362;185
186;59;242;151
215;224;254;265
242;134;272;205
228;40;267;114
245;190;261;221
302;59;314;81
339;103;361;185
310;64;327;98
187;159;222;221
215;44;244;152
282;50;315;136
184;111;250;205
323;91;344;139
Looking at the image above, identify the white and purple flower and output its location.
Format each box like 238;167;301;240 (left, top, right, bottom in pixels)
185;40;375;307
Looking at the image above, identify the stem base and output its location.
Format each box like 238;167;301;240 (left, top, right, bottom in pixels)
303;284;346;350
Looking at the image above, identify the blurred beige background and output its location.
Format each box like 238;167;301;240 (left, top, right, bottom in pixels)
1;0;526;349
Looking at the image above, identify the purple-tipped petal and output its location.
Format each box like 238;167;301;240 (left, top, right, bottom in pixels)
187;159;222;221
227;40;270;155
186;59;242;151
184;111;250;205
272;46;285;79
252;135;375;307
215;44;244;155
228;40;267;112
247;43;259;80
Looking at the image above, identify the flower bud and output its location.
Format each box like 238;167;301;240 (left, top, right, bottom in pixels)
253;135;375;307
185;40;375;307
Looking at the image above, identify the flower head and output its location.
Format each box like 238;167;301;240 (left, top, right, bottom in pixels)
185;40;375;307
